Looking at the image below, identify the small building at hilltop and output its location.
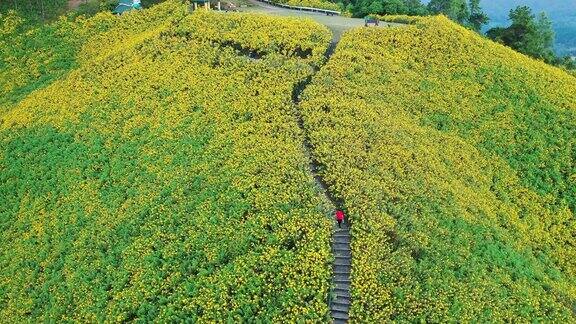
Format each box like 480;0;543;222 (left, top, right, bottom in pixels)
113;0;141;14
190;0;223;10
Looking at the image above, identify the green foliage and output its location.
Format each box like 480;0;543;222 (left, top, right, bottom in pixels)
271;0;341;11
377;13;423;24
467;0;487;32
2;0;575;322
427;0;488;30
0;2;182;111
427;0;468;23
486;5;572;69
0;11;79;109
0;2;334;321
403;0;426;15
0;0;68;21
72;0;118;18
340;0;427;18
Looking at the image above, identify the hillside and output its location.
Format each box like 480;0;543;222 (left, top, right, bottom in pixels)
299;15;576;322
1;1;576;322
0;3;335;321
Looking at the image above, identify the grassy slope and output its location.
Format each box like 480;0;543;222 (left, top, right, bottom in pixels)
300;16;576;322
0;3;334;321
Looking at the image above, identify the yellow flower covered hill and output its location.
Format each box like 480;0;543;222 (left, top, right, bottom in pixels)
299;16;576;322
0;3;333;321
0;2;187;111
2;1;576;321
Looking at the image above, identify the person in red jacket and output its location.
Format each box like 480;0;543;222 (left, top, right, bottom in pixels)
336;210;345;228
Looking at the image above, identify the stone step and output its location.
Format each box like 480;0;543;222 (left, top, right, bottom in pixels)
334;265;351;274
333;242;349;250
333;247;350;253
334;275;350;286
334;281;350;290
334;260;351;267
334;273;350;281
333;294;351;305
331;216;350;323
334;287;350;298
333;236;350;243
335;257;351;263
333;241;350;247
331;301;350;313
334;251;351;259
334;255;351;262
332;310;349;321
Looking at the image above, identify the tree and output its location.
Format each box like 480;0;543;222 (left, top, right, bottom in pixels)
534;12;555;60
486;27;506;43
427;0;469;24
405;0;428;16
382;0;406;15
427;0;488;31
404;0;427;15
345;3;354;13
347;0;427;17
487;6;557;64
367;0;384;14
467;0;488;32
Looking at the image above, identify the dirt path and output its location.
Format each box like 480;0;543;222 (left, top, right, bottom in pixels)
68;0;84;10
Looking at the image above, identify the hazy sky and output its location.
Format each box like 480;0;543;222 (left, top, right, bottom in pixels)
479;0;575;22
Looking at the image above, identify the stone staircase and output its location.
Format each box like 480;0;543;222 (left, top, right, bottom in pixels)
289;32;352;323
330;222;351;323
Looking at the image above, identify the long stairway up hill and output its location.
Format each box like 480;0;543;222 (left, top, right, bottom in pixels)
331;223;351;323
289;35;356;322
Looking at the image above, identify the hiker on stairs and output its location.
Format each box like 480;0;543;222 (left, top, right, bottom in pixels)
336;210;345;228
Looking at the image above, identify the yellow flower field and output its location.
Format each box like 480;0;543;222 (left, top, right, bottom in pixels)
3;1;575;321
299;15;576;322
0;2;334;321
